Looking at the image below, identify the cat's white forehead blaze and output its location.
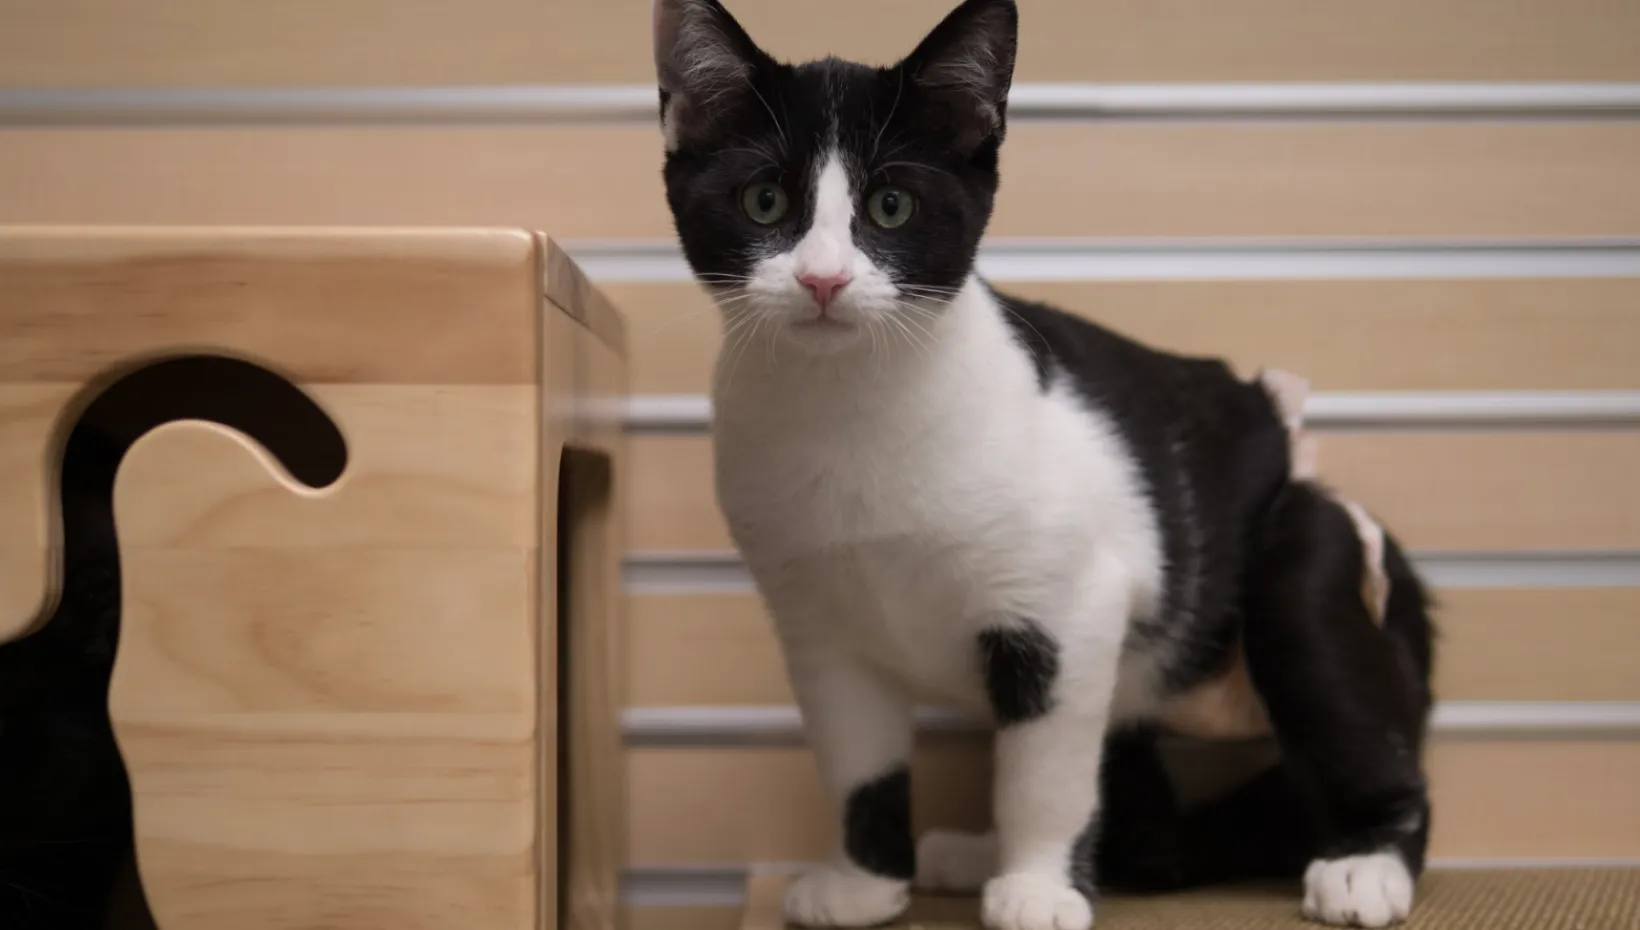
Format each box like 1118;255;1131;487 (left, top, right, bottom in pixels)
791;150;856;280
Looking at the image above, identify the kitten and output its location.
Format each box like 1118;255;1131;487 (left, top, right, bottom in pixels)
0;356;346;930
652;2;1436;929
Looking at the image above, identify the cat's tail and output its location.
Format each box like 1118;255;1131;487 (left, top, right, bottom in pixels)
0;355;348;710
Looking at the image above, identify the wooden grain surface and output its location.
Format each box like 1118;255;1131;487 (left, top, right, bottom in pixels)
6;122;1640;240
4;0;1637;86
111;386;538;548
629;740;1640;864
0;228;628;930
107;409;539;929
548;294;631;929
0;226;540;384
628;433;1640;553
613;279;1640;396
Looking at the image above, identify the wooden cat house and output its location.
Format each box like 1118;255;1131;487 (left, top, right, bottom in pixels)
0;227;626;930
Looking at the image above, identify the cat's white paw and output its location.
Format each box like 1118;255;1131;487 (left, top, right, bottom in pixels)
916;830;998;893
783;864;910;927
1302;852;1414;928
981;872;1093;930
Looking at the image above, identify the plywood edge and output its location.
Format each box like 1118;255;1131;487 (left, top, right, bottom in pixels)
541;235;629;357
0;224;539;263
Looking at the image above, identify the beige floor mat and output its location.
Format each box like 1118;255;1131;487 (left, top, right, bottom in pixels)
742;870;1640;930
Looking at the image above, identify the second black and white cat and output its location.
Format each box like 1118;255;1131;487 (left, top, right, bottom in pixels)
653;2;1436;929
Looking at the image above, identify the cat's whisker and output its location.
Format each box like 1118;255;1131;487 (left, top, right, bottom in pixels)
882;311;931;360
716;312;760;384
726;310;776;386
897;283;963;298
871;74;906;164
636;293;725;344
876;135;917;165
880;160;958;180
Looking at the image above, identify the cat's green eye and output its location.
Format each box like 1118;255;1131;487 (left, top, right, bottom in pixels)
740;181;790;225
867;186;915;229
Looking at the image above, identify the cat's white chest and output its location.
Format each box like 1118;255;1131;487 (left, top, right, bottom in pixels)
707;282;1167;712
712;413;1021;706
713;417;994;558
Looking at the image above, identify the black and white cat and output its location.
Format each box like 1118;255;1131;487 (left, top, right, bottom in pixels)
652;2;1436;929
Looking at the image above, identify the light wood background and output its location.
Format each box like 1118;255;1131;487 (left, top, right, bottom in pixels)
3;0;1639;86
1;1;1637;927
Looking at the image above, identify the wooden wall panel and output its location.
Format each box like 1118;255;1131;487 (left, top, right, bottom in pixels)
545;0;1640;85
628;742;993;865
628;594;788;709
13;0;1630;87
990;123;1640;240
1319;432;1640;552
0;0;552;87
628;433;1640;554
627;740;1640;864
612;279;1640;396
5;123;1640;240
629;588;1640;707
1434;589;1640;703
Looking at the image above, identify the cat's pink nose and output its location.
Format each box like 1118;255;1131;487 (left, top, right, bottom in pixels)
797;271;853;310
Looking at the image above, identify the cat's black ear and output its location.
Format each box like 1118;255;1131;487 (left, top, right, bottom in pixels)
653;0;766;151
901;0;1018;153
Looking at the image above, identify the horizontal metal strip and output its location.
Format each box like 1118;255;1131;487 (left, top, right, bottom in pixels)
625;550;1640;593
621;858;1640;906
622;702;1640;747
564;238;1640;283
6;83;1640;127
622;392;1640;434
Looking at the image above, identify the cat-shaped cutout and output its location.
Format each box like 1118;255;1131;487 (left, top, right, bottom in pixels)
0;354;347;930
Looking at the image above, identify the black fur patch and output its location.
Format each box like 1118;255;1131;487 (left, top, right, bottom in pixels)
978;621;1059;726
843;767;915;880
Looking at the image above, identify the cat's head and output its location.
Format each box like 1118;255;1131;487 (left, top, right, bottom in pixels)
654;0;1017;353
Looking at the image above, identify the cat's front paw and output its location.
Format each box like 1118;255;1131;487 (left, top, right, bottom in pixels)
784;864;910;927
916;829;997;893
981;872;1093;930
1302;852;1414;928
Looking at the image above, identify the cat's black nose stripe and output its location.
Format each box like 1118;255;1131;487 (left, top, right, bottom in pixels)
979;621;1059;726
843;766;915;880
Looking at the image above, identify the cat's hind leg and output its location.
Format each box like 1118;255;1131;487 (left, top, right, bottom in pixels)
1242;482;1435;928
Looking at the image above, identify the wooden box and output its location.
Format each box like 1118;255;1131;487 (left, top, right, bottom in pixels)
0;228;626;930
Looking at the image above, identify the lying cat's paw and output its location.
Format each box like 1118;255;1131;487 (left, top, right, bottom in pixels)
916;829;997;893
1302;852;1414;928
981;872;1093;930
783;864;910;927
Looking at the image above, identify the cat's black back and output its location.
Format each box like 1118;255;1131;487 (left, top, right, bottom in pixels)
992;287;1293;692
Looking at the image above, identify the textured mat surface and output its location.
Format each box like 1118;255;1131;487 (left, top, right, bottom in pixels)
743;870;1640;930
